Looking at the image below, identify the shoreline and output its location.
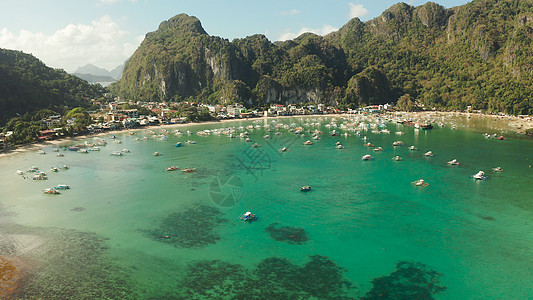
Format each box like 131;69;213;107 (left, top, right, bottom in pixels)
2;111;532;158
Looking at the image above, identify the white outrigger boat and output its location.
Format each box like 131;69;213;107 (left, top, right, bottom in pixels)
471;170;488;180
447;159;460;165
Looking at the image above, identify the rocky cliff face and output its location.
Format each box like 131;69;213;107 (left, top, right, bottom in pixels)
112;1;533;114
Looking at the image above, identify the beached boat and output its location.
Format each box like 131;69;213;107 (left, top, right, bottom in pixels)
362;154;374;161
239;211;257;222
300;186;312;192
471;171;488;180
447;159;460;165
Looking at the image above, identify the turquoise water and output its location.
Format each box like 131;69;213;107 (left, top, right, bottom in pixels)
1;116;533;299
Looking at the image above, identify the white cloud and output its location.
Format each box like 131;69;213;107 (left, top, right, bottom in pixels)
278;24;338;41
0;15;141;72
348;3;369;19
277;9;300;16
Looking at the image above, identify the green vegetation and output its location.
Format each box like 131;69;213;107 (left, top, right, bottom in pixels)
0;49;106;125
111;0;533;115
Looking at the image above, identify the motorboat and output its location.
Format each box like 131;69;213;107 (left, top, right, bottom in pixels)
408;146;418;151
166;166;179;171
182;168;196;173
77;149;89;153
363;143;375;147
336;144;344;149
50;167;59;172
373;147;383;151
424;151;434;157
412;179;429;187
28;166;39;172
61;165;70;169
300;186;312;192
362;154;374;161
392;141;404;146
471;170;488;180
447;159;460;165
492;167;503;172
303;140;313;145
240;211;257;222
90;147;100;151
43;188;60;195
122;149;131;153
33;174;48;180
110;152;123;156
175;142;182;147
16;170;24;175
392;156;403;161
57;153;64;157
251;143;261;148
280;147;288;152
54;185;70;190
153;152;161;156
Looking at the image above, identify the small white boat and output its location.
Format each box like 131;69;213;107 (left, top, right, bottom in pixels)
336;144;344;149
280;147;288;152
166;166;179;171
408;146;418;151
392;156;403;161
412;179;429;187
447;159;460;165
61;165;70;169
424;151;434;157
471;170;488;180
303;140;313;145
362;154;374;161
50;167;59;172
392;141;404;146
373;147;383;152
28;166;39;172
57;153;64;157
77;149;88;153
122;149;131;153
110;152;123;156
16;170;24;175
37;150;46;155
90;146;100;151
492;167;503;172
153;152;161;156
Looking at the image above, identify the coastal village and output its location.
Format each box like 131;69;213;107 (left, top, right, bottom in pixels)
0;96;397;148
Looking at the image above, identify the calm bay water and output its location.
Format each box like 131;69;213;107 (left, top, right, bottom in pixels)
1;116;532;299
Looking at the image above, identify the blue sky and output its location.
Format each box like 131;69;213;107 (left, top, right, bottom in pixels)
0;0;471;72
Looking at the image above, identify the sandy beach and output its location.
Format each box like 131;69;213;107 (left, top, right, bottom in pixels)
2;112;532;158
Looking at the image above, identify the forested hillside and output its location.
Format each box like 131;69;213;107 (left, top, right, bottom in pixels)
0;49;106;125
111;0;533;115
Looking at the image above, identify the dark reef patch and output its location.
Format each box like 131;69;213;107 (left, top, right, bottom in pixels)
178;255;354;299
0;225;134;299
143;204;227;248
361;261;446;300
265;223;309;244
